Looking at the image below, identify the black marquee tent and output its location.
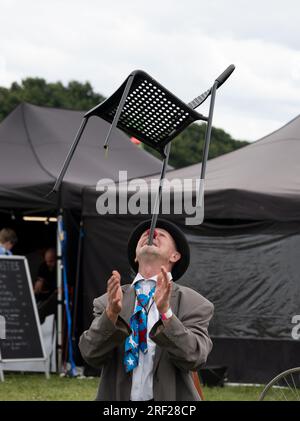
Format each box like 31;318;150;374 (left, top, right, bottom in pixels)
0;102;163;368
0;101;163;281
0;101;163;264
82;114;300;383
0;103;163;210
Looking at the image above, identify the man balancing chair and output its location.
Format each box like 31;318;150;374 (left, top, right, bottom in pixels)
51;67;235;399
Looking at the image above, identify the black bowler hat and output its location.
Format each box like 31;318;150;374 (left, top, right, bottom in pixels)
127;219;190;281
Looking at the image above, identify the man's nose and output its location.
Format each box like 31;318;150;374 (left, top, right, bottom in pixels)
146;229;158;238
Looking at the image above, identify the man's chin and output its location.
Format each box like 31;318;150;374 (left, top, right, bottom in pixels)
137;244;161;257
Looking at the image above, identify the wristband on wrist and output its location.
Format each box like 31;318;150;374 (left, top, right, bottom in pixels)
161;308;173;321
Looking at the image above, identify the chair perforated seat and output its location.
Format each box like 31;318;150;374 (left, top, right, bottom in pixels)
85;70;207;156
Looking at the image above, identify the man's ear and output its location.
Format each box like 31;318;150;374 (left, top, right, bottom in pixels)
134;256;138;263
170;251;181;264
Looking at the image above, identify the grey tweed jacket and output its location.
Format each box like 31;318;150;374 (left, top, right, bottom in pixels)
79;281;214;401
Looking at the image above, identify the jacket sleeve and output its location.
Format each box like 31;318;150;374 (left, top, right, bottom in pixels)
79;295;131;368
149;288;214;371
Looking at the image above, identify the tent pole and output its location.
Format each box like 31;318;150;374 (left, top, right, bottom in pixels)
56;209;63;373
72;220;83;345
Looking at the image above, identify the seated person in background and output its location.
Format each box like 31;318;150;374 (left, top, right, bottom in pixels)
0;228;18;255
34;248;57;300
34;248;57;323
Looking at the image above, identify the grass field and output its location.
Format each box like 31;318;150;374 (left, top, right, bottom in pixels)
0;373;264;401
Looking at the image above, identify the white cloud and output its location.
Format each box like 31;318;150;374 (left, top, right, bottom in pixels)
0;0;300;141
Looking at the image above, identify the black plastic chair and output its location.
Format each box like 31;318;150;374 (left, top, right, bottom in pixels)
86;70;209;157
51;66;235;243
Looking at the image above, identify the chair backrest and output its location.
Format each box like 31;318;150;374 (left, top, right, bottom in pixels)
85;70;207;157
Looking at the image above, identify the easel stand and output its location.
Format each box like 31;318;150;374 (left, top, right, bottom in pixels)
0;256;50;381
0;343;4;382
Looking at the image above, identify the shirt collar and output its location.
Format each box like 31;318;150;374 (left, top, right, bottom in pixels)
0;245;12;255
131;271;172;286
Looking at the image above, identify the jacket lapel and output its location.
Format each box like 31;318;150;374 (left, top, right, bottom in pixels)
153;282;179;374
119;284;136;385
119;284;136;325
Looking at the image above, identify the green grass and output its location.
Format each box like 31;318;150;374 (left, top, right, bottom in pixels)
204;385;263;401
0;373;264;401
0;373;99;401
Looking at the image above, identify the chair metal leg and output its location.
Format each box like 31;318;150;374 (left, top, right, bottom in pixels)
148;142;171;245
186;82;218;226
50;117;89;194
200;81;218;181
49;74;134;197
103;74;135;150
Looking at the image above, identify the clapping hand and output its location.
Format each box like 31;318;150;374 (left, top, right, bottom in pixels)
154;266;172;314
106;270;123;324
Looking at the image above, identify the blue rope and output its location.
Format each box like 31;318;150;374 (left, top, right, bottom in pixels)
59;218;77;377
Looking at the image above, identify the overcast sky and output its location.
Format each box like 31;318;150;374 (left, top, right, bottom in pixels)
1;0;300;141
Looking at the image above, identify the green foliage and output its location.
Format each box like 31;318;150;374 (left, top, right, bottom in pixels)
143;123;249;169
0;77;105;122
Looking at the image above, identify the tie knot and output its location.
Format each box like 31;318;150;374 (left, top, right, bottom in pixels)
134;281;156;308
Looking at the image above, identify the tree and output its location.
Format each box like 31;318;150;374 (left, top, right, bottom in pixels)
0;78;105;122
143;123;249;169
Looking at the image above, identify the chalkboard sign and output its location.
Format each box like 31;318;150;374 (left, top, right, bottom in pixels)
0;256;46;362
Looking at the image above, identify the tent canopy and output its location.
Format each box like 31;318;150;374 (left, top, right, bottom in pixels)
163;114;300;220
83;113;300;221
0;103;163;210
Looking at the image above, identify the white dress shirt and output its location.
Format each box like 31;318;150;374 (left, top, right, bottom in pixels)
130;271;172;401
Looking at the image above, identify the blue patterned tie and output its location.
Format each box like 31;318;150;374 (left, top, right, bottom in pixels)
124;281;156;372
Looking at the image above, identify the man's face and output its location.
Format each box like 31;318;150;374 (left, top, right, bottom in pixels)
5;241;14;251
45;251;56;270
135;228;180;265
